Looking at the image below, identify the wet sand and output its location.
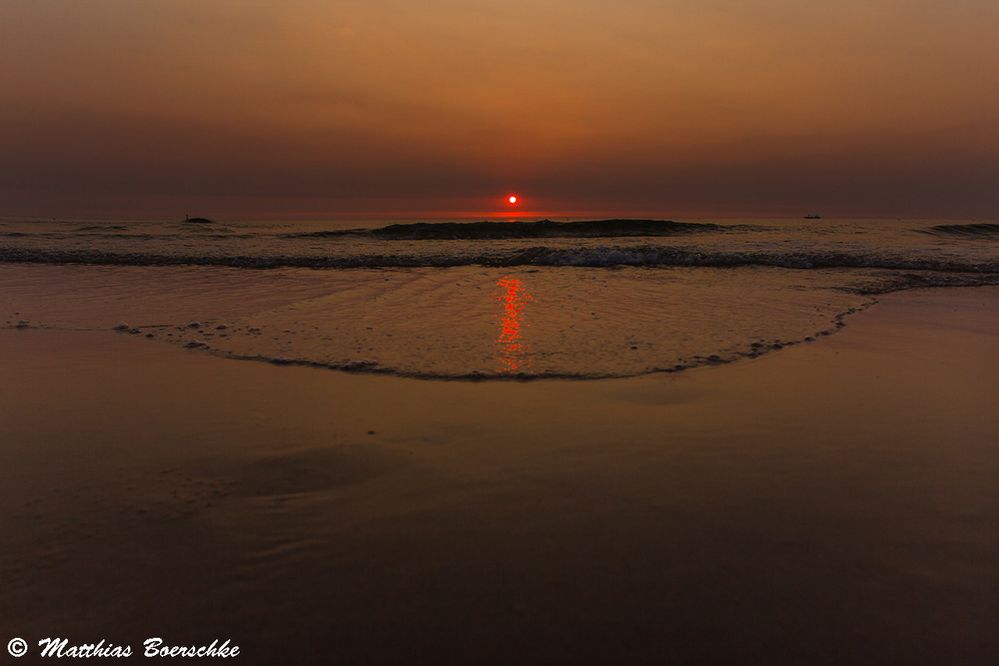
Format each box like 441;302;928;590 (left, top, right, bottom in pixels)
2;287;997;664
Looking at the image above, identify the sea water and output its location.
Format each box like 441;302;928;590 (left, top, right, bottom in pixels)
1;217;996;378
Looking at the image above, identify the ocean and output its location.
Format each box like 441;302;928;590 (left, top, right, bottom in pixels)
1;216;997;379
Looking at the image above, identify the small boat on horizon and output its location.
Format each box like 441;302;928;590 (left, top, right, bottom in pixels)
803;214;822;219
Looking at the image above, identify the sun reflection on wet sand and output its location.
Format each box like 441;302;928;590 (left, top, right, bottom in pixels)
496;275;532;373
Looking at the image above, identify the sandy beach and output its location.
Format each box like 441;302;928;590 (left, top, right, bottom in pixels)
2;285;996;664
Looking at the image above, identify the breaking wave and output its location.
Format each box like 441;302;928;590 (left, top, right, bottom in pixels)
2;245;997;278
922;223;999;239
279;218;740;240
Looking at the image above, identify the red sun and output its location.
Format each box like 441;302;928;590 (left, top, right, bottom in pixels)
507;195;519;205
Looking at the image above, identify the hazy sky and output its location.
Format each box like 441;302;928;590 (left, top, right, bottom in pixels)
2;0;997;218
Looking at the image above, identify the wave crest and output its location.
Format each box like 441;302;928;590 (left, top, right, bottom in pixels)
922;223;999;238
280;218;738;240
2;245;997;277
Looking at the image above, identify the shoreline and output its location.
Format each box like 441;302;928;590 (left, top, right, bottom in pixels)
2;286;997;663
6;272;999;382
117;295;881;382
8;281;997;382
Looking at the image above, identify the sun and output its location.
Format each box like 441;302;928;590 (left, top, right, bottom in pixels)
507;195;519;205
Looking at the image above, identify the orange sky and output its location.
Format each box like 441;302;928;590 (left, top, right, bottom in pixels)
1;0;997;218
